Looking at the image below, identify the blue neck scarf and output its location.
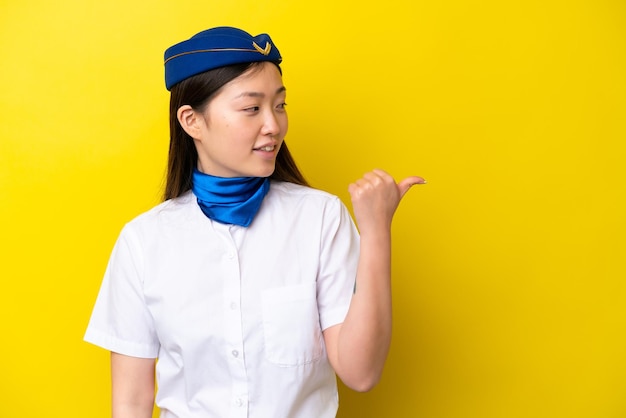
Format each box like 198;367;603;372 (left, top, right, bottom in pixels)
191;169;270;227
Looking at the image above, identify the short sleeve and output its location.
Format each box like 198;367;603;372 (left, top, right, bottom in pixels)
316;197;359;331
84;225;160;358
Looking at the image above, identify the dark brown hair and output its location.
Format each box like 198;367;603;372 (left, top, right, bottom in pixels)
164;62;308;201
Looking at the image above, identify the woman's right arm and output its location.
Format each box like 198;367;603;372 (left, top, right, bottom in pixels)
111;352;156;418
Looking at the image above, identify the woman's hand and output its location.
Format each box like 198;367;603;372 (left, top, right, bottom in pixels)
348;169;425;233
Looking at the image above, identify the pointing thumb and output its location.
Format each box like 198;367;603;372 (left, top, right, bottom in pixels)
398;176;426;198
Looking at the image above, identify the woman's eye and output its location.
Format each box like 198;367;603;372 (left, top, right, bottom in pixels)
244;106;260;112
277;102;287;110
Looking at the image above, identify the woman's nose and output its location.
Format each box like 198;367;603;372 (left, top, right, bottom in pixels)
261;110;281;135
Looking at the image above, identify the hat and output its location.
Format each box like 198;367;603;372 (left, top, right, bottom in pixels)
164;26;282;90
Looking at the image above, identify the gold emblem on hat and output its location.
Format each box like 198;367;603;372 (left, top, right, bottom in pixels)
252;41;271;55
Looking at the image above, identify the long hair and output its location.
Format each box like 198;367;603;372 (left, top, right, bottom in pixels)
164;62;308;201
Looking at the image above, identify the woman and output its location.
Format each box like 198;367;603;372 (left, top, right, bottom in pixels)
85;26;425;417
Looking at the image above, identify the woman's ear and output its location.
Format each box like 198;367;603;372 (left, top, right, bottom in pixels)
177;105;203;139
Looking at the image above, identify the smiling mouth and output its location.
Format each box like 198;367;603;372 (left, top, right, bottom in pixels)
254;145;275;152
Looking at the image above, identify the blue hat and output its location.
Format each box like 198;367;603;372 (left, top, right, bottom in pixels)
164;26;282;90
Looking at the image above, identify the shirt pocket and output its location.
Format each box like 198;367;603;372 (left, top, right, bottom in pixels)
261;282;324;367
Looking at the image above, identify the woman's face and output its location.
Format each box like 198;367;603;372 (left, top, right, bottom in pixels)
187;62;287;178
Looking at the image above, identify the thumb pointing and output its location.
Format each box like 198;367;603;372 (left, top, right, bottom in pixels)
398;176;426;198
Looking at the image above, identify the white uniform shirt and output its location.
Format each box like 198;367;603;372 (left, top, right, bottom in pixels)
84;181;359;418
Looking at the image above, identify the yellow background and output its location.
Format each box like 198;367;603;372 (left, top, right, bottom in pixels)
1;0;625;417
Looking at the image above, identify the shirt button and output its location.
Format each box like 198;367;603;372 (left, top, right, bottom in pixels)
236;398;243;407
227;251;235;259
230;302;237;310
232;350;239;358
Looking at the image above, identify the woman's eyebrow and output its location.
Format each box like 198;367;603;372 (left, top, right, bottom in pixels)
234;86;286;99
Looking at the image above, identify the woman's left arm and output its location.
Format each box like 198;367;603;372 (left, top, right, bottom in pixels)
323;169;425;392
